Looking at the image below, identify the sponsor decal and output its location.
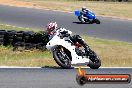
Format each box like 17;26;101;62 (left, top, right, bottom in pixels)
76;67;131;85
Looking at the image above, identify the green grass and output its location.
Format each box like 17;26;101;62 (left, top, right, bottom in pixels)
0;24;41;32
83;36;132;67
0;46;57;67
0;24;132;67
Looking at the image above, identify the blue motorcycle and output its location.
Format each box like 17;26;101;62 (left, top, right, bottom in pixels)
74;10;100;24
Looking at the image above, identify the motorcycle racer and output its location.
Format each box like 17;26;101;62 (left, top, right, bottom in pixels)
81;7;90;16
46;22;89;54
46;22;101;69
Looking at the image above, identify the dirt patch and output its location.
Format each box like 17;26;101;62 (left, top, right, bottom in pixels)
0;0;36;8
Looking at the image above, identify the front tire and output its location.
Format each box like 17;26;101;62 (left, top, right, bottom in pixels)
87;49;101;69
53;46;72;69
94;19;100;24
88;59;101;69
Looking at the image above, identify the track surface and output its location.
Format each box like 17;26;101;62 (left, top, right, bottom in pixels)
0;5;132;42
0;68;131;88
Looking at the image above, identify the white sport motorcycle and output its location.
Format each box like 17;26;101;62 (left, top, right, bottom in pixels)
46;28;101;69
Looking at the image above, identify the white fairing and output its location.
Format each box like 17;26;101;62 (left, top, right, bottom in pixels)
46;28;89;65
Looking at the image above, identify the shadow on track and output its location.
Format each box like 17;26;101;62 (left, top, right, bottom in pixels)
41;66;74;69
72;22;92;24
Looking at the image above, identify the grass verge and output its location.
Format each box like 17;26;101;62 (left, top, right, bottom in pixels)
0;24;132;67
0;24;41;32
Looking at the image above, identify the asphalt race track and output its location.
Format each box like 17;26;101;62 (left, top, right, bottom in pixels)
0;68;131;88
0;5;132;42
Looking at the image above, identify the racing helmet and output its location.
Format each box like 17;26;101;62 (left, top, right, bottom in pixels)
47;22;57;31
82;6;86;11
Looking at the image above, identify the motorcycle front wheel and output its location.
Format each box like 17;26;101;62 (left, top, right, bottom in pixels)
94;18;100;24
53;46;72;69
88;58;101;69
87;49;101;69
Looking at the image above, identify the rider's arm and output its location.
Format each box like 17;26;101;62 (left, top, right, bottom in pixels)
57;28;72;37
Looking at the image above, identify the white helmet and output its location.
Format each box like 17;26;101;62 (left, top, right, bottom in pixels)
82;6;86;11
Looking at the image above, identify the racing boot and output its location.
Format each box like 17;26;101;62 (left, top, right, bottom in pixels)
77;39;90;56
74;35;90;55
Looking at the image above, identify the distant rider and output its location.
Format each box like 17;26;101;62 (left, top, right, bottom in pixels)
46;22;89;53
81;7;89;16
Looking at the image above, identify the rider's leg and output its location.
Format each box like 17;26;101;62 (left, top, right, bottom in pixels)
71;35;89;52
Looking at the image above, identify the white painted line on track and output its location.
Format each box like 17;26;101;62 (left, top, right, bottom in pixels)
0;66;132;69
0;66;41;68
74;67;132;68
